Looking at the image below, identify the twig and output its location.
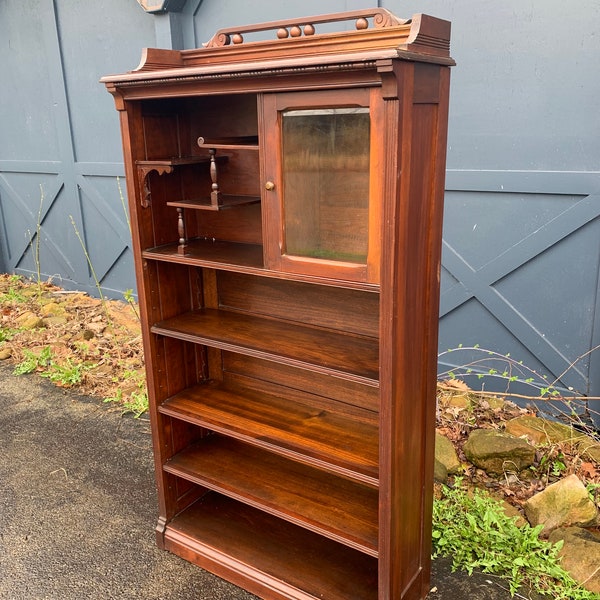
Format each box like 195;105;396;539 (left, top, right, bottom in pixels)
438;384;600;402
50;467;68;480
484;579;529;600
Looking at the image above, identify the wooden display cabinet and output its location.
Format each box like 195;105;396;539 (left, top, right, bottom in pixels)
102;9;453;600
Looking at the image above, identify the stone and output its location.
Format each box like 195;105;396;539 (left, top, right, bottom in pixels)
524;474;598;535
576;437;600;465
446;393;470;409
434;458;448;483
548;527;600;594
505;415;585;446
43;316;68;327
435;432;461;474
40;301;66;317
16;311;45;330
484;396;506;410
0;348;12;360
463;428;535;475
501;500;526;527
506;415;600;464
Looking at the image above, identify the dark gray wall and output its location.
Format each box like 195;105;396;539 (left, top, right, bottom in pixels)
1;1;599;407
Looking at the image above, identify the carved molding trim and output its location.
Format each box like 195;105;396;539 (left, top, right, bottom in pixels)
204;8;408;48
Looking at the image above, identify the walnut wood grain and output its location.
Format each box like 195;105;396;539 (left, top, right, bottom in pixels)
165;493;378;600
164;435;378;554
159;380;378;485
105;9;452;599
151;308;379;386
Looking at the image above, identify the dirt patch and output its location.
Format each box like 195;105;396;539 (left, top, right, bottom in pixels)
0;274;145;415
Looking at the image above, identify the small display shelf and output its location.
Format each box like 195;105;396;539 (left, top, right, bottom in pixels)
197;135;259;150
166;196;260;211
136;156;221;208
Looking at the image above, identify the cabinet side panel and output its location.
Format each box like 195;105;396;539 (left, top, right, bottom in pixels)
146;261;209;535
379;61;449;599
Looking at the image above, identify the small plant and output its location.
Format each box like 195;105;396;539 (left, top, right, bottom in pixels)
122;388;148;418
104;368;148;418
40;359;90;387
104;387;148;418
438;343;600;439
0;285;27;304
117;176;130;232
526;445;570;483
69;215;112;327
432;480;598;599
13;346;53;375
438;344;567;398
123;288;140;321
28;184;44;286
0;327;18;342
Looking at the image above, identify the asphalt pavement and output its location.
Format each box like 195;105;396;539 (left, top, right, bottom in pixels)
0;361;518;599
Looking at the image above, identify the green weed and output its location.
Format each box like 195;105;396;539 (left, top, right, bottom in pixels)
0;327;18;342
40;359;90;387
123;288;139;321
13;346;53;375
0;286;27;304
432;480;597;599
104;368;148;418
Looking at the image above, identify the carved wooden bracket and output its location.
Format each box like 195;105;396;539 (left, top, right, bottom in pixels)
136;163;174;208
204;8;408;48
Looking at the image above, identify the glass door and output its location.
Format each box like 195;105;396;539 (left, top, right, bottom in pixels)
261;89;382;284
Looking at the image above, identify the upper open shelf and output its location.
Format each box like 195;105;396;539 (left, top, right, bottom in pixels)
197;135;259;150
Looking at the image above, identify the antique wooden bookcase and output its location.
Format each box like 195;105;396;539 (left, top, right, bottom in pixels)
103;9;453;600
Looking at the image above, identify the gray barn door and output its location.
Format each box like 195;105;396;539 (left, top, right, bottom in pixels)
0;0;154;297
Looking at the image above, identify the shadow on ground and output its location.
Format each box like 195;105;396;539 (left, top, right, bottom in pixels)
0;362;520;599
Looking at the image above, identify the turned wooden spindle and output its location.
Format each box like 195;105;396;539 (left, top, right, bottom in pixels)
209;148;220;208
176;206;187;254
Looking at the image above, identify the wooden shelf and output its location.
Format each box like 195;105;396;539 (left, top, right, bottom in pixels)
164;435;378;555
165;492;378;600
167;194;260;212
197;135;259;150
159;380;378;485
151;308;379;386
136;156;216;167
143;239;264;270
142;240;381;291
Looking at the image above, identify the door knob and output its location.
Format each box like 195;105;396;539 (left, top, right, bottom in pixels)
265;181;275;191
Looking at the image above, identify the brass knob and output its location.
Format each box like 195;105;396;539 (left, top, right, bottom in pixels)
265;181;275;191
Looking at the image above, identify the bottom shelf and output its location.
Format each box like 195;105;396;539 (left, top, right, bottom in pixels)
164;491;378;600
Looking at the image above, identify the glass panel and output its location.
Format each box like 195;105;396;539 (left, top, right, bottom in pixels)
281;108;370;263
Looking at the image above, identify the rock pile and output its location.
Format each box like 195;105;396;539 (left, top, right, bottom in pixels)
435;402;600;595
